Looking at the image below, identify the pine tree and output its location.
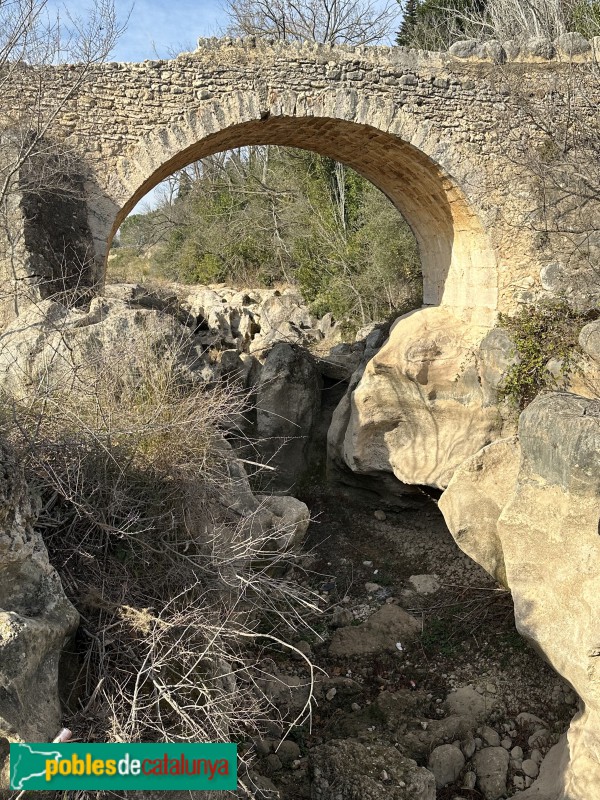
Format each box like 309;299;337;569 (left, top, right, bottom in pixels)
396;0;420;45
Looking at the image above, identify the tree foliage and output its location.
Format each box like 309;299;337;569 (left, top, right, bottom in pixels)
112;148;422;329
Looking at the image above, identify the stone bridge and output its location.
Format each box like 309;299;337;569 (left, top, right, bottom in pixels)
4;36;600;327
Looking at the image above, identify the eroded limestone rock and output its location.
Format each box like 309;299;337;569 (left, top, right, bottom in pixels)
0;297;208;401
0;441;78;789
439;392;600;799
336;307;505;489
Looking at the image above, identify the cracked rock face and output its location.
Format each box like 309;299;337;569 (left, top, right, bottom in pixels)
337;307;506;489
0;441;78;789
439;392;600;799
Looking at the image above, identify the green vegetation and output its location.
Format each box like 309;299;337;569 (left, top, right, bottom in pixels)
498;300;588;410
110;147;422;330
396;0;600;49
396;0;486;48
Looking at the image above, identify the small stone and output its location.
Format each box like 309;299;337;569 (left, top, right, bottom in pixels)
374;509;387;521
528;729;550;747
445;687;488;721
473;747;509;800
513;775;525;790
525;776;534;788
463;771;477;790
265;753;282;773
461;737;476;759
351;702;361;712
276;740;301;765
408;574;440;595
522;759;539;778
501;737;512;749
428;744;465;788
478;725;501;747
485;683;497;694
293;639;312;659
516;712;546;729
530;748;543;764
325;688;337;701
365;582;381;593
380;769;389;781
331;607;354;627
511;746;524;760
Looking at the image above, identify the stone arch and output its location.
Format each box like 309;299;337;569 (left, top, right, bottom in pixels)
95;89;498;325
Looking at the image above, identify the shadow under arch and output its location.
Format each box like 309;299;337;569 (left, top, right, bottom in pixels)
105;114;498;325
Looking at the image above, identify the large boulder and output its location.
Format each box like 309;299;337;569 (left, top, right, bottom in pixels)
335;307;505;489
0;441;78;789
0;297;211;401
255;343;322;488
183;285;327;357
439;392;600;799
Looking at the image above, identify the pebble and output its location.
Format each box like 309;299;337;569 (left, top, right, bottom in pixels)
511;746;524;760
374;510;387;521
365;582;381;593
530;748;543;764
351;702;361;712
462;771;477;790
276;740;301;765
522;759;539;778
461;737;476;759
478;725;501;747
265;753;282;773
325;688;337;701
380;769;389;781
473;747;509;800
293;640;312;659
528;729;550;747
501;737;512;749
513;775;526;789
331;607;354;627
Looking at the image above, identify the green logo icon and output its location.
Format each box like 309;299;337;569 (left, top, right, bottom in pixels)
10;743;237;791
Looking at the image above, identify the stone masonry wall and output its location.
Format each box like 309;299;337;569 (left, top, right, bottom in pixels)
2;34;600;323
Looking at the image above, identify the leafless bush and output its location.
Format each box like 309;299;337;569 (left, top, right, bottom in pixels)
224;0;401;44
1;315;321;798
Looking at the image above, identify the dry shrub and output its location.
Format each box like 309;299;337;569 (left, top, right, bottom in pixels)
1;318;320;797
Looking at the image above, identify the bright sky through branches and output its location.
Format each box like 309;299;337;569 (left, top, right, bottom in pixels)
59;0;400;62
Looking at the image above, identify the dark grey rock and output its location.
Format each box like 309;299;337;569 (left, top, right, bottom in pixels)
428;743;465;788
473;747;509;800
256;343;322;488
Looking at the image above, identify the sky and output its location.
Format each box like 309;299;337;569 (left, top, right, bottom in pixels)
53;0;225;63
112;0;225;61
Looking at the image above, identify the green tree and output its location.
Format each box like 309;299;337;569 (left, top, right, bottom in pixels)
396;0;420;45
